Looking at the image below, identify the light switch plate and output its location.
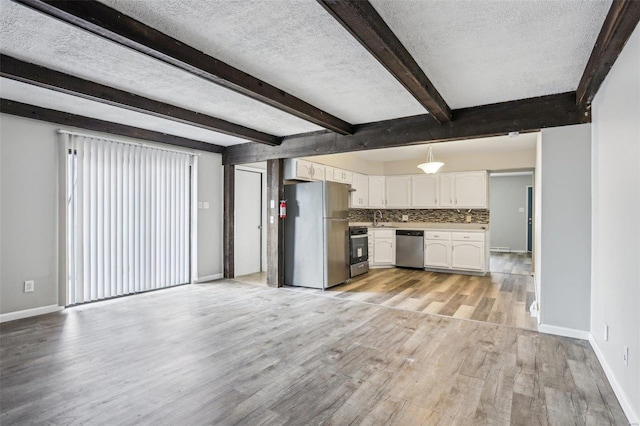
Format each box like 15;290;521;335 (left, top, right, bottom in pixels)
401;215;408;221
24;280;34;293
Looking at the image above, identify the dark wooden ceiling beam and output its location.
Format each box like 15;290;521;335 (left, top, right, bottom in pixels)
224;92;589;165
1;99;224;153
0;55;281;146
577;0;640;107
318;0;451;123
13;0;355;135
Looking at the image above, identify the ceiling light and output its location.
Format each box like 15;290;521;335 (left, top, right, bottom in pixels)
417;145;444;174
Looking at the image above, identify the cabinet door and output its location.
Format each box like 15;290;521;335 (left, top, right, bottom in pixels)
411;175;439;208
334;168;353;184
294;159;313;180
309;164;324;181
368;176;386;208
451;242;484;270
373;238;394;264
324;166;336;182
424;240;451;268
350;173;369;208
439;173;455;207
455;172;487;208
385;176;411;208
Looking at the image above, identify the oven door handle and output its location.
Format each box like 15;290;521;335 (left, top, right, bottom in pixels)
351;235;368;239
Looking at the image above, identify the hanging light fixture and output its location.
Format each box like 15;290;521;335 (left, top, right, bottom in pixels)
417;145;444;174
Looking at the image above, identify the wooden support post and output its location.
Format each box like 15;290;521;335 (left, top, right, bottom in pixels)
266;159;284;288
223;165;235;279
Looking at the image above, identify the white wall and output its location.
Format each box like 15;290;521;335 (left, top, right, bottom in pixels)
538;124;591;332
383;148;536;175
307;146;535;176
590;25;640;422
0;115;59;314
490;174;532;252
196;151;224;280
0;113;224;316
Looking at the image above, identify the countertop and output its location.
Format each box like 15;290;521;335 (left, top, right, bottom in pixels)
349;222;489;232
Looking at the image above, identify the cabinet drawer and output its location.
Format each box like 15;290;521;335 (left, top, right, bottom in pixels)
424;231;451;240
373;229;395;238
451;232;484;242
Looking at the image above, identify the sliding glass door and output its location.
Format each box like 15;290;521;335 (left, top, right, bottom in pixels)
64;133;194;305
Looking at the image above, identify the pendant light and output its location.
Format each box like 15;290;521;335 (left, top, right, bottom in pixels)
417;145;444;174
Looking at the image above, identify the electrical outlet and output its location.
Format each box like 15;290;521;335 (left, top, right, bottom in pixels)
604;324;609;341
24;280;34;293
623;347;629;366
401;215;408;221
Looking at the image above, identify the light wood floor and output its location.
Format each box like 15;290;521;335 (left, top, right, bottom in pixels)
0;281;627;425
289;253;537;331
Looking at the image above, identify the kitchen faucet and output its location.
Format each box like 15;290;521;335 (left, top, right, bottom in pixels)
373;210;383;226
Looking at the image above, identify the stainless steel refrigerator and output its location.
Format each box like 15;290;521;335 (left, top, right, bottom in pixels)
284;180;350;289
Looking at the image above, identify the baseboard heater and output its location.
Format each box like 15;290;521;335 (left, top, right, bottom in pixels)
490;247;510;252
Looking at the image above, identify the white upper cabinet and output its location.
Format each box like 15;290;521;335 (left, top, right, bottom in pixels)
350;172;369;208
286;159;487;209
454;171;488;208
324;166;335;182
334;169;353;184
411;175;439;208
325;167;352;184
284;159;324;181
439;173;455;207
385;176;411;208
368;176;386;208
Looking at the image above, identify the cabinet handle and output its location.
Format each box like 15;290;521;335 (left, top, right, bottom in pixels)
464;236;470;239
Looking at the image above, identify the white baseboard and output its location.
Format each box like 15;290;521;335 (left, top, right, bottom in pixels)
0;305;63;323
195;273;223;283
589;334;639;425
538;324;590;340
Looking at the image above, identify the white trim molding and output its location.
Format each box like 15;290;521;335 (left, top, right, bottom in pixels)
0;305;63;323
589;334;639;425
194;273;223;283
538;324;590;340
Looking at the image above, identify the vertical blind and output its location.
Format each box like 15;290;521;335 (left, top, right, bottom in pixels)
64;133;192;305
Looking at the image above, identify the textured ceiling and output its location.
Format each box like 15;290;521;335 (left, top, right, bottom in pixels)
99;0;426;123
0;0;322;137
370;0;611;108
0;78;248;146
0;0;612;151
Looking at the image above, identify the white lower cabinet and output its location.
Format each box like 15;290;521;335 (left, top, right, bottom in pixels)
424;231;487;273
451;241;484;271
370;228;395;266
424;240;451;268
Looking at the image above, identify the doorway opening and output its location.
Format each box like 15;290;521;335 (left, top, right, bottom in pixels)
234;164;267;285
489;172;533;275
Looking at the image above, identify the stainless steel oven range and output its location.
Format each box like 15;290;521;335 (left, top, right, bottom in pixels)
349;226;369;278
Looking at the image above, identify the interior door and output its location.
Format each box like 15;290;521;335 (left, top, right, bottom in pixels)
235;169;262;276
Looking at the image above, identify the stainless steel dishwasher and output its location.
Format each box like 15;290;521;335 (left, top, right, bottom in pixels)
395;230;424;269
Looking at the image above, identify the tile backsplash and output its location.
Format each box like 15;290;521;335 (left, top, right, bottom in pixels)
349;208;490;224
